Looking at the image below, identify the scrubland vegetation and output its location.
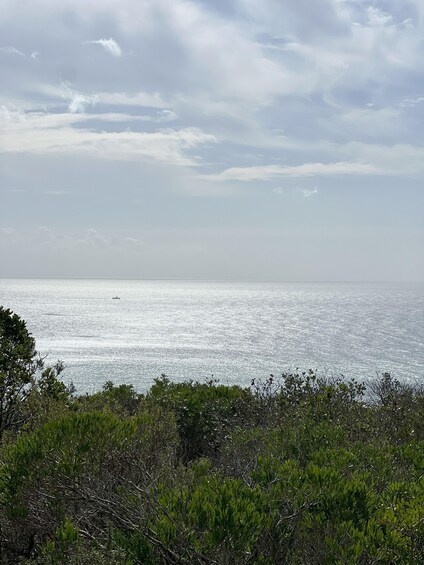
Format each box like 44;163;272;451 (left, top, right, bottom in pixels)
0;306;423;563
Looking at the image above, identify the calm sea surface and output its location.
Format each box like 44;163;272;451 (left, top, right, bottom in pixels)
0;279;423;393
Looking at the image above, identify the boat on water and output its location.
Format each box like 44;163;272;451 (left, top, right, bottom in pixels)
112;296;121;300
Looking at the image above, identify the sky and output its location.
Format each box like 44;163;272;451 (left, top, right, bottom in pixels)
0;0;423;281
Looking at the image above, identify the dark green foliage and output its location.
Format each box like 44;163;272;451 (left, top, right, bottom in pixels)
368;372;424;443
0;307;70;443
148;375;253;460
0;308;38;380
150;460;273;564
0;408;178;562
0;307;41;441
75;380;142;416
0;370;422;564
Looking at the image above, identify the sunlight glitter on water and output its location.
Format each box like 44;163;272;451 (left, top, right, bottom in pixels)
0;279;423;393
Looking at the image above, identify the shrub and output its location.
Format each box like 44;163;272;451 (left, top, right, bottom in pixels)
0;408;178;561
75;380;142;417
148;375;254;460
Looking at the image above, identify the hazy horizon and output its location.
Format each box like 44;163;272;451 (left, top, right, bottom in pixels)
1;0;423;281
1;277;424;284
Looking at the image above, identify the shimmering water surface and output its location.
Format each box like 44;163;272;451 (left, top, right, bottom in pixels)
0;279;423;393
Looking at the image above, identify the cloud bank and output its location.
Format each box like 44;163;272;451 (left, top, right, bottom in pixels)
0;0;423;280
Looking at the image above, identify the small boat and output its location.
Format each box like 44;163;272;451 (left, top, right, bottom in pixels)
112;296;121;300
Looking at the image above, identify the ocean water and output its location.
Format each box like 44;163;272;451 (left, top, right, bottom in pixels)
0;279;423;393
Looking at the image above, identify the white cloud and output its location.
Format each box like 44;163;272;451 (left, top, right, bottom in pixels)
0;110;216;166
61;82;98;113
86;38;122;57
297;187;318;198
41;189;71;196
0;46;24;56
68;94;97;113
157;109;177;122
32;85;167;110
6;227;147;257
201;162;381;182
367;7;393;28
399;95;424;108
340;142;424;176
0;104;24;125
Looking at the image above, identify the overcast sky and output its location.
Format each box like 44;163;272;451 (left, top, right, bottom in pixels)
0;0;423;281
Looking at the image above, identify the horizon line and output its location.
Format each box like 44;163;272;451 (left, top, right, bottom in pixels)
0;276;422;284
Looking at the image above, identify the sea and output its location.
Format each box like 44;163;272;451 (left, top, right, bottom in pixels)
0;279;423;394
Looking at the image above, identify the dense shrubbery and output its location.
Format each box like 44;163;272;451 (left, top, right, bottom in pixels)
0;308;423;563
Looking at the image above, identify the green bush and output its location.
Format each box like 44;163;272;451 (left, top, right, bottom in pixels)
150;460;273;564
148;375;254;460
75;380;142;417
0;408;178;561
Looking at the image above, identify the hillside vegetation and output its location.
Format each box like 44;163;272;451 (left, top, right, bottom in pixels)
0;306;423;564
